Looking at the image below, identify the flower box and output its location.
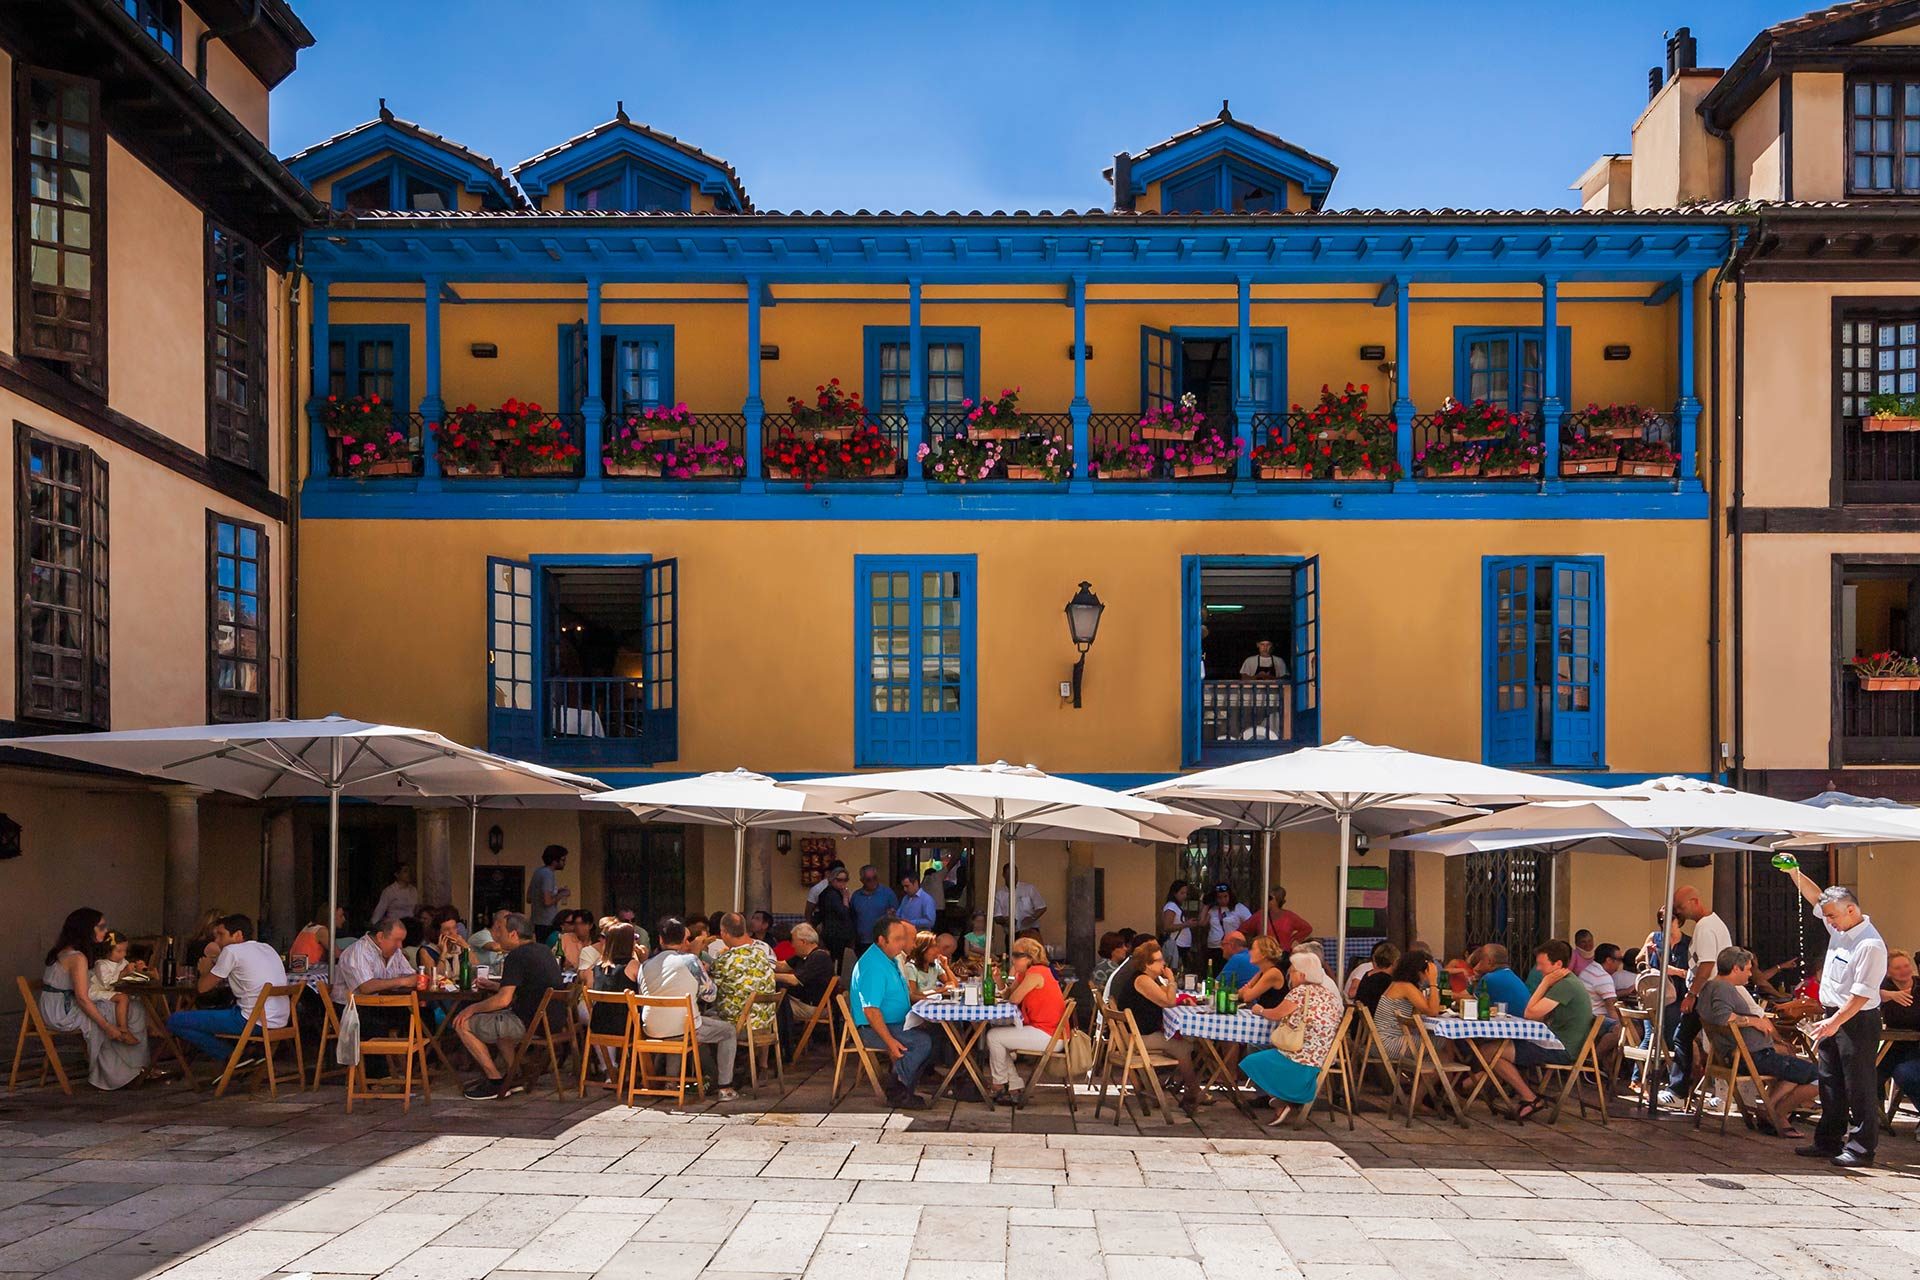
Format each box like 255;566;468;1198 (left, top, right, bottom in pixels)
510;460;576;477
1426;461;1484;479
607;460;732;479
809;425;858;442
1097;466;1156;481
1445;429;1504;445
1334;467;1392;481
1257;464;1315;481
1619;459;1678;478
356;459;413;477
1564;456;1620;477
1138;425;1191;441
1173;461;1231;479
1310;427;1365;443
1481;463;1543;478
1865;416;1920;433
1860;676;1920;692
766;465;804;481
626;425;691;443
1006;465;1060;481
1591;423;1648;440
968;425;1024;441
445;461;505;478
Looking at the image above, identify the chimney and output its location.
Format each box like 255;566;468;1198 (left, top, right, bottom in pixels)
1666;26;1697;80
1111;151;1134;213
1648;66;1664;99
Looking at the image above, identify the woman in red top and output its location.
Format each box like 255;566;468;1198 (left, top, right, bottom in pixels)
1246;888;1314;950
986;937;1066;1104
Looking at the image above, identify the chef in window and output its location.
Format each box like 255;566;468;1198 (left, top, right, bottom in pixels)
1239;639;1287;680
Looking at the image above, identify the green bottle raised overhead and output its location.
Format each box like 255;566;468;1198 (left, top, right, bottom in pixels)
1771;851;1800;873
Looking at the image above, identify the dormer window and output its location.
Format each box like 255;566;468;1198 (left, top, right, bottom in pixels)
565;158;689;212
335;159;457;212
1162;161;1286;213
1848;77;1920;195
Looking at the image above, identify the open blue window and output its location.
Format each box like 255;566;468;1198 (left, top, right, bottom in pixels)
1182;555;1320;766
1141;327;1285;427
486;555;678;768
559;324;674;419
325;325;410;416
1454;327;1572;416
856;556;976;766
1483;557;1604;768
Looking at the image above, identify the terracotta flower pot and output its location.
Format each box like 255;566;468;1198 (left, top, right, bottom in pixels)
357;459;413;477
627;426;690;443
1481;463;1542;478
444;461;505;478
1619;459;1678;478
766;464;805;481
1006;465;1061;481
1137;426;1191;441
1097;466;1156;481
1865;416;1920;433
1334;467;1391;481
605;460;664;477
1426;462;1484;479
1313;428;1365;443
1173;462;1231;478
1563;456;1619;476
968;425;1024;441
1445;429;1503;445
510;460;576;477
809;425;857;442
1859;675;1920;692
1257;464;1314;481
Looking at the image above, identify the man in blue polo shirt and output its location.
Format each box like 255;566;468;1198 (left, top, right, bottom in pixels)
849;865;899;951
848;914;932;1108
1217;931;1256;992
1471;943;1532;1014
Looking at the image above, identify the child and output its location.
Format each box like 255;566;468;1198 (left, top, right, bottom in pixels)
88;932;135;1036
963;912;989;962
123;941;154;979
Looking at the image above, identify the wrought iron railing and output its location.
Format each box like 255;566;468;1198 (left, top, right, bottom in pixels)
1200;680;1294;748
329;410;424;479
1410;410;1542;481
602;410;747;479
546;676;647;741
1087;410;1240;481
1841;415;1920;503
1560;407;1676;446
922;409;1074;481
761;412;908;480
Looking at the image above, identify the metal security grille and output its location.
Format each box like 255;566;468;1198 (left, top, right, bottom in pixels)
1181;829;1256;904
1463;847;1553;968
1747;848;1830;977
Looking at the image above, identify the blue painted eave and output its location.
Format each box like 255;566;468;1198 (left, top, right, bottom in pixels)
1127;124;1339;209
285;119;526;209
512;122;747;211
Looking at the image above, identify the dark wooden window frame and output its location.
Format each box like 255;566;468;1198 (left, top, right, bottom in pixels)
13;64;107;397
205;219;267;473
14;423;108;729
1829;297;1920;506
1846;74;1920;197
1830;552;1920;767
205;510;268;723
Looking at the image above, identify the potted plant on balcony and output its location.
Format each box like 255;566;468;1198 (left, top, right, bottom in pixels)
960;388;1030;440
497;404;581;477
607;428;740;479
764;431;833;486
1433;397;1521;443
1561;433;1620;476
1867;393;1920;432
1480;431;1544;479
1851;651;1920;692
1618;438;1679;478
1005;431;1072;482
1251;432;1322;481
1330;433;1399;481
917;435;1004;485
827;423;900;480
1415;437;1483;479
788;379;867;441
1578;402;1657;441
1169;425;1243;479
1137;392;1206;441
434;404;503;477
322;394;411;477
615;403;696;444
1294;382;1374;442
1091;436;1157;480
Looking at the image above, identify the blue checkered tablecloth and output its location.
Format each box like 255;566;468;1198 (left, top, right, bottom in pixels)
911;999;1020;1024
1422;1014;1563;1050
1165;1005;1274;1047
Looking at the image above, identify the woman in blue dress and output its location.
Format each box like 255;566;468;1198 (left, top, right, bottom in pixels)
1239;949;1343;1126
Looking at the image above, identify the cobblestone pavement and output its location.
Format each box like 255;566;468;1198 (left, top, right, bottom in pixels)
1;1049;1918;1280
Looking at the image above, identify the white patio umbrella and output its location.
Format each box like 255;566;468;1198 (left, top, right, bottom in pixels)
1136;737;1611;983
0;716;606;964
1406;775;1920;1110
779;762;1216;966
591;769;867;913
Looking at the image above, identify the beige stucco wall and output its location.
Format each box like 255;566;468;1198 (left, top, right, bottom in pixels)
106;143;209;450
180;4;272;144
1732;81;1785;201
1794;73;1847;201
1630;71;1724;208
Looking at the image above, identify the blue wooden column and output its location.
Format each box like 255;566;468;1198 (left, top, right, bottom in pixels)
1675;270;1700;479
1539;274;1563;489
581;276;605;488
1392;275;1414;487
1234;274;1254;485
905;277;925;483
307;277;330;479
1069;274;1091;493
419;275;444;489
743;275;764;491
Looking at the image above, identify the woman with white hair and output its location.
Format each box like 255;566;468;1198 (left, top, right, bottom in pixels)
1238;949;1344;1127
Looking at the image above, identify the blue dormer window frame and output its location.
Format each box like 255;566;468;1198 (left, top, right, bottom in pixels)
1162;160;1288;213
331;156;459;213
565;158;692;212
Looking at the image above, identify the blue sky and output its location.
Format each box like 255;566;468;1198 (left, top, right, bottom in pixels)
274;1;1806;212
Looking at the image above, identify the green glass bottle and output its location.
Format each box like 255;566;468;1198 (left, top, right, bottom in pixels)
1771;850;1800;873
981;960;996;1005
460;947;473;990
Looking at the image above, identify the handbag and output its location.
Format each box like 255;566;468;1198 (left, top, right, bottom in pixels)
1268;1006;1305;1054
335;994;362;1066
1064;1029;1095;1077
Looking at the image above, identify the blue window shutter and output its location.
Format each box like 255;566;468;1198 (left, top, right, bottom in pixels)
560;321;587;413
1291;556;1321;745
1181;557;1204;766
1483;558;1536;765
1142;327;1176;413
1548;558;1604;768
641;558;678;764
855;556;975;766
1250;335;1286;413
487;557;537;759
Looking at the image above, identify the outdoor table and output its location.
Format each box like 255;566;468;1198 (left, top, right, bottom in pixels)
911;997;1019;1106
1165;1003;1272;1115
1876;1027;1920;1066
1422;1014;1564;1117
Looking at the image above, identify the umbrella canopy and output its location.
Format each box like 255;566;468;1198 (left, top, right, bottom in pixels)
592;769;866;912
1136;737;1612;981
1391;829;1770;859
0;716;606;962
1778;791;1920;846
779;762;1215;963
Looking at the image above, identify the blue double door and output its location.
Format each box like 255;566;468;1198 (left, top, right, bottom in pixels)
1484;557;1603;768
1142;328;1284;425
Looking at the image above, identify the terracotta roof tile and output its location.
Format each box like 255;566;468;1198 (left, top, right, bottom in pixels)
511;115;753;212
282;110;531;209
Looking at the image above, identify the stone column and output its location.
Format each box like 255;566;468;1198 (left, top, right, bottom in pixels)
1066;841;1097;978
746;828;775;917
418;808;452;908
267;809;297;946
162;788;204;944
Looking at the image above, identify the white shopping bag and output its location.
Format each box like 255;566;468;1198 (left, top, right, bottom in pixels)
335;995;362;1066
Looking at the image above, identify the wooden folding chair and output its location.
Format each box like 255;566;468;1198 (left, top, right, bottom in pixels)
1304;1006;1357;1130
9;977;83;1095
1540;1017;1610;1127
501;987;573;1100
831;992;891;1103
579;990;638;1100
1092;999;1184;1126
311;996;349;1090
347;993;431;1113
1616;1006;1653;1100
735;989;785;1093
786;976;837;1067
1689;1019;1767;1136
630;994;705;1105
1351;1003;1404;1109
1007;997;1079;1115
213;983;307;1098
1393;1014;1470;1127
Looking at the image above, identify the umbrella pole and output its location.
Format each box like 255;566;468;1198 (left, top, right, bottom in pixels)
1007;837;1018;969
984;824;1003;976
733;822;746;915
326;738;343;970
1259;828;1273;943
466;799;479;925
1335;809;1352;988
1648;831;1681;1116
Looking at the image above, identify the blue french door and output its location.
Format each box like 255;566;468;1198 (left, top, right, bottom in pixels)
560;324;674;416
1291;555;1321;745
1141;328;1284;418
639;558;679;763
487;557;536;759
1455;327;1571;415
856;556;976;766
1482;557;1604;767
1143;327;1176;412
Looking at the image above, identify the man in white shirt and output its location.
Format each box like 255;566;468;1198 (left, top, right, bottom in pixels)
992;868;1046;935
1782;867;1888;1168
371;864;421;929
637;917;737;1101
1238;639;1287;680
165;914;289;1066
331;917;418;1077
1664;886;1732;1100
1578;942;1624;1019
